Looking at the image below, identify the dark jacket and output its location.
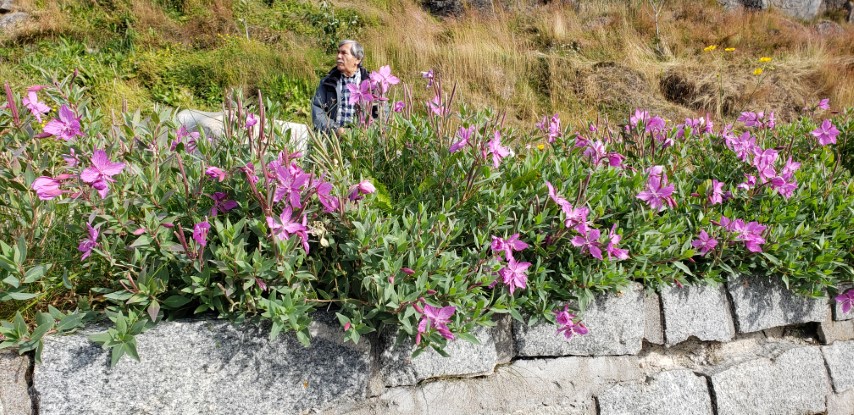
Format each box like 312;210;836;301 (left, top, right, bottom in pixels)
311;66;377;134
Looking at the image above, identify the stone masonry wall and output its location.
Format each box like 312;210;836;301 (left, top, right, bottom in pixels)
1;275;853;414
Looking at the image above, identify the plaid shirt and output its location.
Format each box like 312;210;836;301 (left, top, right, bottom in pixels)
336;71;361;128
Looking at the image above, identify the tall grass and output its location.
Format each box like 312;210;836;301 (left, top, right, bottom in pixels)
1;0;852;128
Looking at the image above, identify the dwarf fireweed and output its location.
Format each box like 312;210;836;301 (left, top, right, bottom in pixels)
0;72;852;365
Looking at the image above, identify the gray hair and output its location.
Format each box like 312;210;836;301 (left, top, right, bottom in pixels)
339;39;365;60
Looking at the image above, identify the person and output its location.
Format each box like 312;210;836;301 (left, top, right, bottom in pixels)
311;40;378;136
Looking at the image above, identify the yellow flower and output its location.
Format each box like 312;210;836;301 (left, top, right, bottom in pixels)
724;47;736;52
753;68;763;76
759;56;772;63
536;144;545;150
703;45;717;52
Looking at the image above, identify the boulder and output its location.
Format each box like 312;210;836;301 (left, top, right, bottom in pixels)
514;284;644;357
660;284;735;345
34;315;374;414
378;319;511;388
726;275;826;333
175;109;309;154
708;346;830;415
598;369;713;415
0;351;32;415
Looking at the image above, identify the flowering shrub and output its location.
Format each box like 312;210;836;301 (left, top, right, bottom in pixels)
0;70;852;364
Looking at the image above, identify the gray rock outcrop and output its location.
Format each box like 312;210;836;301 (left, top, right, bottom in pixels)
34;316;374;414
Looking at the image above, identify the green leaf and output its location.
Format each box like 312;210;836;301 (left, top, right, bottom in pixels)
130;235;152;248
672;261;694;277
147;300;160;322
456;332;480;345
4;292;36;301
24;264;48;284
162;295;191;309
110;345;126;368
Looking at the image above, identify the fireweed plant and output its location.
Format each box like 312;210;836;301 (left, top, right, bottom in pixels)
0;69;853;364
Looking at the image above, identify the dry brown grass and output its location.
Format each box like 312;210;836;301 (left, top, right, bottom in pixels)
3;0;852;128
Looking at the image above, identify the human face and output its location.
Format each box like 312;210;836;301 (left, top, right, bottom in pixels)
336;43;361;77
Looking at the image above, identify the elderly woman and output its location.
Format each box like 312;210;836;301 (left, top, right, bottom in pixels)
311;39;378;136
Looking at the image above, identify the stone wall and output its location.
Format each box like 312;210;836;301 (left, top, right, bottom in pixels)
2;276;853;414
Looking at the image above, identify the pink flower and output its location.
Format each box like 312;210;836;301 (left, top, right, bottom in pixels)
630;109;649;128
645;116;666;134
416;303;455;344
172;125;199;152
738;111;765;128
22;88;50;122
369;65;400;94
709;179;724;205
245;113;258;129
737;175;757;191
607;152;626;169
393;101;405;112
78;223;99;260
636;166;676;211
691;230;718;256
43;105;83;141
31;175;67;200
836;289;854;314
273;164;310;208
266;206;310;252
488;131;510;168
605;224;629;261
209;192;238;216
62;148;79;167
491;234;529;260
428;94;446;116
564;205;590;231
348;180;376;202
546;181;572;212
315;181;339;213
421;69;435;88
347;80;375;105
752;148;778;183
571;227;603;260
241;163;258;185
450;126;474;153
536;114;561;143
554;305;589;340
817;98;830;111
80;149;125;199
193;220;210;247
498;257;531;295
811;119;840;146
205;166;227;182
582;140;606;164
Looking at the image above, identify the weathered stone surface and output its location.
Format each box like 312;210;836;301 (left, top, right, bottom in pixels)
0;12;26;31
661;284;735;345
340;356;642;415
644;291;664;345
35;315;373;414
379;323;504;388
0;351;32;415
598;369;713;415
709;346;830;415
726;275;827;333
0;0;14;13
175;109;309;154
822;341;854;393
819;305;854;344
514;284;644;357
826;387;854;415
769;0;822;19
833;284;853;321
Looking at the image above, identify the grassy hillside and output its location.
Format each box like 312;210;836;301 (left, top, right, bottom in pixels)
1;0;853;127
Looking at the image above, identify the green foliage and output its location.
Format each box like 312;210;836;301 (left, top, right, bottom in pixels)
0;70;851;366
